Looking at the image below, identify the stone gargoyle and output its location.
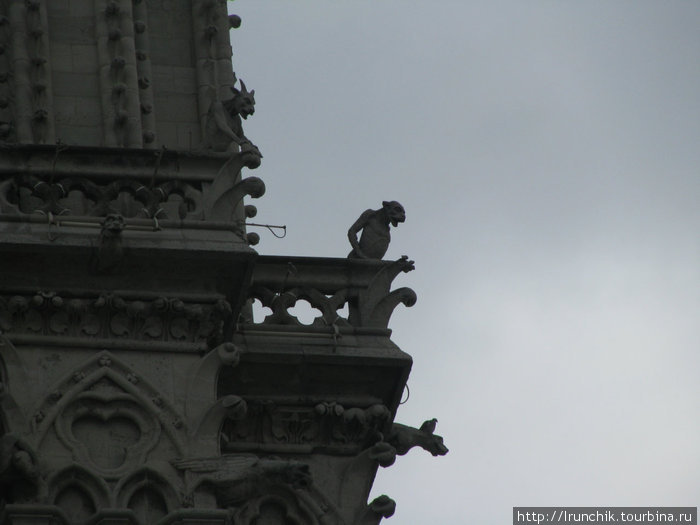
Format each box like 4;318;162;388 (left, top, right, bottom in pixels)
200;76;265;225
201;74;261;157
348;201;408;260
172;455;311;507
0;433;40;504
92;213;126;274
386;418;449;457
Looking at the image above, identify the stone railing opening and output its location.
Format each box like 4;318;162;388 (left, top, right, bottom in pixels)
239;255;416;334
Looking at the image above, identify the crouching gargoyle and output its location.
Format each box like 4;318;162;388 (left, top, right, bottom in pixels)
201;74;261;159
347;201;408;260
200;75;264;226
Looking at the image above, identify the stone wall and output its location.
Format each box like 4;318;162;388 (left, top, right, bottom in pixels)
0;0;235;150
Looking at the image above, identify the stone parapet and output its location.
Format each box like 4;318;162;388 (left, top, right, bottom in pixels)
242;255;417;334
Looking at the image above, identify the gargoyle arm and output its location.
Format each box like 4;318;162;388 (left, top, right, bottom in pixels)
213;103;244;144
347;209;374;258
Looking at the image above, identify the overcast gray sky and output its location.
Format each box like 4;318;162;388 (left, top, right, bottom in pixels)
228;2;700;524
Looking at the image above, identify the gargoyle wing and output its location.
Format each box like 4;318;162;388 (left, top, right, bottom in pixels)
171;455;259;475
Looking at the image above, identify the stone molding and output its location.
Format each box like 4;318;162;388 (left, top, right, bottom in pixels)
0;145;264;232
0;291;231;349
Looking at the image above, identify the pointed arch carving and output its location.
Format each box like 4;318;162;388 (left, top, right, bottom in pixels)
48;465;110;511
115;467;181;513
229;487;323;525
32;351;186;478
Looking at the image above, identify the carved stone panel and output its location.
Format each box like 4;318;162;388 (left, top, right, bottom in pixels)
221;402;391;455
0;292;231;346
35;351;187;478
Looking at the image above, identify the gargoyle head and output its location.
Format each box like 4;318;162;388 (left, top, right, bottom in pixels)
101;214;125;238
427;434;449;456
382;200;406;227
229;79;255;120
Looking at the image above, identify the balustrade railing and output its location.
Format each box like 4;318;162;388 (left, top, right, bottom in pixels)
240;255;416;334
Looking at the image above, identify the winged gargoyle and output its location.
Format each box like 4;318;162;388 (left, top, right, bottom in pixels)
172;455;312;507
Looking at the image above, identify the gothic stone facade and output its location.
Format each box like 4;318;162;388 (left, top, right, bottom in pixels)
0;2;446;524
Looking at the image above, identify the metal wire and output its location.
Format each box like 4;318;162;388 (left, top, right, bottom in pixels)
399;383;410;405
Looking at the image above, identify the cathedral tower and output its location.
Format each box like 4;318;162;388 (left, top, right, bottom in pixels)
0;2;446;523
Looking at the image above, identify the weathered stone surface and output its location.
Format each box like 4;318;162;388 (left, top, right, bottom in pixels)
348;201;408;260
0;2;446;523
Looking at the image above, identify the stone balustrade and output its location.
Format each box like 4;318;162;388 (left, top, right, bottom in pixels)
241;255;417;334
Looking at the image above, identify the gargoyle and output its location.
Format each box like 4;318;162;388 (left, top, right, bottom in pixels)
172;455;311;507
202;75;261;156
386;419;448;457
92;213;125;274
348;201;406;260
0;434;39;504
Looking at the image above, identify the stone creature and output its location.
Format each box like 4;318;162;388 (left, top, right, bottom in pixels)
347;201;406;260
202;76;261;156
0;434;39;504
172;455;311;507
386;419;448;457
93;214;125;274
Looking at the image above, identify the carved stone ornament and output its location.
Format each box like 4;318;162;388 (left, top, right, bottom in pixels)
348;201;407;260
0;434;40;504
386;419;449;457
221;401;391;454
245;256;416;332
33;351;187;479
202;170;265;224
201;74;260;155
0;173;202;220
94;214;126;274
355;495;396;525
0;292;231;346
171;453;347;525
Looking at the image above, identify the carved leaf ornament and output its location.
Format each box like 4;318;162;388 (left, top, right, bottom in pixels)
0;292;231;343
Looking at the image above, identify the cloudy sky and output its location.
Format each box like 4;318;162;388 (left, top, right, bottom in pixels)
228;2;699;524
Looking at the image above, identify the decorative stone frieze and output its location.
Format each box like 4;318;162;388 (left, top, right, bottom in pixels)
220;401;391;454
0;291;231;348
